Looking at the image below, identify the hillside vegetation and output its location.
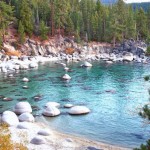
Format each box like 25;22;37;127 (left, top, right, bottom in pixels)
0;0;150;47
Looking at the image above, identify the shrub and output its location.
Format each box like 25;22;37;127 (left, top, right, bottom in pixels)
146;46;150;56
144;75;150;81
0;123;28;150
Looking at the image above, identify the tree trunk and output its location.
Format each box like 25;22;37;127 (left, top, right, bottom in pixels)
36;7;40;26
113;36;116;48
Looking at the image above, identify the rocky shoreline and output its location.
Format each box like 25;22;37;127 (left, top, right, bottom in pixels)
0;38;149;73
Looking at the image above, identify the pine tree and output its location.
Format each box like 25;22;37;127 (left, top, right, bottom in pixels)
125;6;136;39
19;0;33;36
0;1;14;42
54;0;70;33
134;77;150;150
39;20;48;40
18;20;25;44
136;8;147;40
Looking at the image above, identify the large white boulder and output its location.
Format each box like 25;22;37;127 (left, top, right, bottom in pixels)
123;53;134;62
42;106;60;117
62;74;71;80
18;112;35;122
2;111;19;126
83;61;92;67
22;77;29;82
30;136;46;145
68;106;90;115
14;102;32;115
45;102;60;108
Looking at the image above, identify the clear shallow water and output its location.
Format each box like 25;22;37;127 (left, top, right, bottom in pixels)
0;61;150;148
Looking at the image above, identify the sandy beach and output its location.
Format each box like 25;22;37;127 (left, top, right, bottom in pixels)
8;116;131;150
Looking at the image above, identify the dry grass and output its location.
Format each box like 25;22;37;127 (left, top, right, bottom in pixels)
0;123;28;150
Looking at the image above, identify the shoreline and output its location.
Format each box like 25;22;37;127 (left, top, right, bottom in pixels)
37;116;132;150
9;116;131;150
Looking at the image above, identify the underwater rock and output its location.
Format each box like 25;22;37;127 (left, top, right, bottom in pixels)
62;74;71;80
64;104;73;108
22;77;29;82
45;102;60;108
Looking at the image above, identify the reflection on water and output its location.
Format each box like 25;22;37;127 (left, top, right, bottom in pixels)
0;61;150;148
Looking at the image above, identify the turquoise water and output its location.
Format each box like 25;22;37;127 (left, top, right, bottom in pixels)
0;61;150;148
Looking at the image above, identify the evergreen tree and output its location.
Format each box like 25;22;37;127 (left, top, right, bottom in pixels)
18;20;25;44
0;1;14;42
54;0;70;33
19;0;33;36
39;20;48;40
136;8;147;40
133;76;150;150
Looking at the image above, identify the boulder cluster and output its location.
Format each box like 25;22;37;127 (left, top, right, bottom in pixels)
0;101;90;145
0;39;149;73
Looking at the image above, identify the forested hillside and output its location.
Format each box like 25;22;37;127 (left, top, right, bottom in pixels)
0;0;150;47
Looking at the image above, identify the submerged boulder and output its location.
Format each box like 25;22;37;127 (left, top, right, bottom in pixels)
42;106;60;117
22;77;29;82
64;104;73;108
14;102;32;115
62;74;71;80
2;111;19;126
83;61;92;67
18;112;35;122
68;106;90;115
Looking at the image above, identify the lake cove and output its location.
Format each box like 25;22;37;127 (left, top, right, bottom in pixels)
0;61;150;149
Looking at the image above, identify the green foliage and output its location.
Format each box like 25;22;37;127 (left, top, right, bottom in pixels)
18;21;25;44
18;0;33;36
39;21;48;40
0;1;14;42
75;30;81;43
133;140;150;150
146;46;150;56
139;105;150;120
135;76;150;150
144;75;150;81
2;0;150;43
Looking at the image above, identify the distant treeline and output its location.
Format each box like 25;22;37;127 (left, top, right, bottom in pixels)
0;0;150;46
132;2;150;11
